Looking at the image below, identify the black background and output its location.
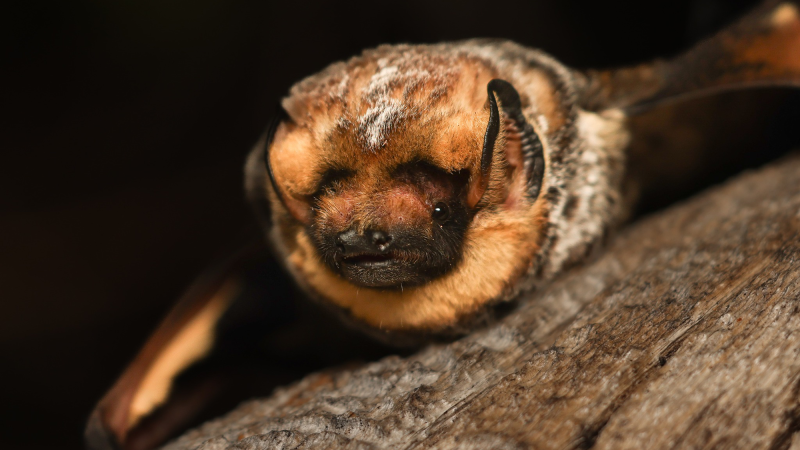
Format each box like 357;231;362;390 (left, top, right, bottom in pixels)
2;0;792;449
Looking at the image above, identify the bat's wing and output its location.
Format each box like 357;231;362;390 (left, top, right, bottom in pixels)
580;0;800;113
84;246;299;450
84;243;394;450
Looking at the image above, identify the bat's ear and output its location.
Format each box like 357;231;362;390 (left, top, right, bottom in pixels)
262;107;313;225
468;79;546;208
578;0;800;114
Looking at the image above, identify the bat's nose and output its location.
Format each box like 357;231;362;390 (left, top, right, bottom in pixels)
335;229;393;255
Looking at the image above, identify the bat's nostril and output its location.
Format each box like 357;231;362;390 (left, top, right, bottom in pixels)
335;229;359;255
371;230;392;251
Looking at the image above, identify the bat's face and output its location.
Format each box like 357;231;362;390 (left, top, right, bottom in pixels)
265;56;494;288
247;42;619;334
302;151;472;289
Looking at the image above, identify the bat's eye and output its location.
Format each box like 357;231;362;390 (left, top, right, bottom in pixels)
314;168;352;197
432;202;450;222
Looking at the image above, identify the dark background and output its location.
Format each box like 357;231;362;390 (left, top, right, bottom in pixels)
3;0;794;449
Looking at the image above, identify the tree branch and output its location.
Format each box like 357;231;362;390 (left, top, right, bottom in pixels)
164;153;800;450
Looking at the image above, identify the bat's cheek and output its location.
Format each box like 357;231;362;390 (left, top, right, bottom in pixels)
313;194;357;231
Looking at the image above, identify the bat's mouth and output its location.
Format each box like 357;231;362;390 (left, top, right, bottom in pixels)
314;225;467;290
332;250;430;289
341;252;396;267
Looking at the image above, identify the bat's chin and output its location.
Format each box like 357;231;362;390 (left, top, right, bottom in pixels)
335;253;432;289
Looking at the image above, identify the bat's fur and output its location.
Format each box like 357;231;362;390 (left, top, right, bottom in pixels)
245;40;628;337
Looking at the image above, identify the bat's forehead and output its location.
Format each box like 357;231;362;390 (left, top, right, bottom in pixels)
272;41;566;195
283;44;496;144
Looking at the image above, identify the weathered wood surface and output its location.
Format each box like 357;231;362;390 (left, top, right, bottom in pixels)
164;154;800;450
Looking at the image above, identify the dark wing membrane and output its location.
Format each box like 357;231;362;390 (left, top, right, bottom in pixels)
580;0;800;113
85;246;297;450
85;245;395;450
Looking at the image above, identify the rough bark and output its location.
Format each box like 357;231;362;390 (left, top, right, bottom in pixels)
164;154;800;450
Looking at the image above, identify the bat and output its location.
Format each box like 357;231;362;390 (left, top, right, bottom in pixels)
86;1;800;448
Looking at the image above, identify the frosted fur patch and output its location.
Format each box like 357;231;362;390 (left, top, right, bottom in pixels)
285;45;473;152
355;59;443;151
540;109;626;277
331;73;350;100
358;98;406;151
366;63;401;97
357;62;409;151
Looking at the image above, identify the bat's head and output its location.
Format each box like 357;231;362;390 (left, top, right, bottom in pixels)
267;53;485;289
247;43;578;334
281;144;474;290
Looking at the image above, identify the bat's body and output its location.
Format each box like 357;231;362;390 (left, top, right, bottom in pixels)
87;2;800;449
246;40;628;337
